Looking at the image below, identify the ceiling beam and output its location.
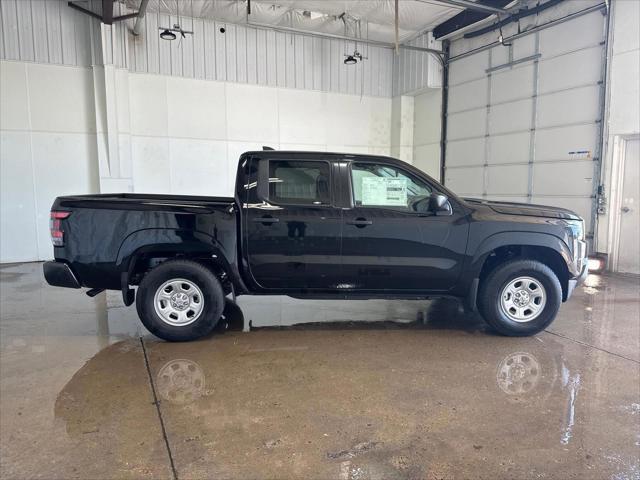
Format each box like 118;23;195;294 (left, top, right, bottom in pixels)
102;0;113;24
247;20;445;57
416;0;508;15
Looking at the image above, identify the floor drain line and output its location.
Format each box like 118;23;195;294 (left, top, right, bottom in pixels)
140;337;179;480
543;329;639;365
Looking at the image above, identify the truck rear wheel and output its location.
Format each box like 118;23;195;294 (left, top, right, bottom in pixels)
477;259;562;336
136;260;224;342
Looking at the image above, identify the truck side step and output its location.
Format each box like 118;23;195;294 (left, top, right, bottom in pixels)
86;288;105;297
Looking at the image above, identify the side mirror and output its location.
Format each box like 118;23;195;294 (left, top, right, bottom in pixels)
428;193;449;212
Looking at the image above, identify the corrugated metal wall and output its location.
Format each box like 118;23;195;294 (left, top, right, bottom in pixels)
129;11;394;97
0;0;396;97
0;0;107;66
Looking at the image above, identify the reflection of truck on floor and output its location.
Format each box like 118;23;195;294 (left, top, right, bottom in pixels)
44;150;587;341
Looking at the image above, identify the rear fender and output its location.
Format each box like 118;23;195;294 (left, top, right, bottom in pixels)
116;228;232;279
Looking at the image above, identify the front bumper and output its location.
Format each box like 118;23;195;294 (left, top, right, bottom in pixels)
43;261;81;289
566;263;588;301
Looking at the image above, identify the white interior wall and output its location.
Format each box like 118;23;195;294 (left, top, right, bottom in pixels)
122;72;391;196
598;0;640;261
0;59;391;263
412;89;442;180
390;95;414;164
0;61;100;263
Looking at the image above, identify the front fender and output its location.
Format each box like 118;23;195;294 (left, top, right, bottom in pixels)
468;231;573;279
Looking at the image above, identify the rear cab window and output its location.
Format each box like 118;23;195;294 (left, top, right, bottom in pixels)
268;160;331;206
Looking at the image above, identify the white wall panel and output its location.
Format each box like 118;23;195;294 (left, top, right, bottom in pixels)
0;131;38;262
166;77;227;141
448;78;487;113
535;124;599;161
608;49;640;134
413;89;441;146
449;51;489;85
491;64;534;104
446;138;484;167
226;83;279;143
488;132;531;165
537;85;600;128
532;162;594;197
538;46;602;94
27;64;96;134
0;61;30;131
278;89;326;146
129;74;168;136
413;143;440;179
445;166;483;195
538;10;605;57
168;139;229;196
487;165;529;195
489;99;532;135
512;34;536;60
131;136;171;193
31;132;99;259
447;109;486;140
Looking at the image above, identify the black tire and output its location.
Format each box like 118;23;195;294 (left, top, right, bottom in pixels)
477;259;562;336
136;260;224;342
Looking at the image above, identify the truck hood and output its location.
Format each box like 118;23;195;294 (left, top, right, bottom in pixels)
463;198;582;220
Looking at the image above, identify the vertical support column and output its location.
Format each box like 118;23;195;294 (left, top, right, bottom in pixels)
92;23;133;193
527;32;541;204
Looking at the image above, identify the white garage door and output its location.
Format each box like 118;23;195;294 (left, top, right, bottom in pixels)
444;9;607;243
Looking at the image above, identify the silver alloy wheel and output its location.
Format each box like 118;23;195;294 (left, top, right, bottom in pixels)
153;278;204;327
499;276;546;323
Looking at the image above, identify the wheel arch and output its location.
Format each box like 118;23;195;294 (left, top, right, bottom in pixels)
469;233;573;305
115;228;237;294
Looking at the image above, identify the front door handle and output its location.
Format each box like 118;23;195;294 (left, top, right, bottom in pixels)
346;218;373;228
253;216;280;225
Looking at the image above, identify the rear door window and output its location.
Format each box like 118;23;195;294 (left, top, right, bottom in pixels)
268;160;331;206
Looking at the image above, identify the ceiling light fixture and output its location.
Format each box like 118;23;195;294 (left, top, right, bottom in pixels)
160;29;177;40
344;55;358;65
158;25;193;41
344;50;365;65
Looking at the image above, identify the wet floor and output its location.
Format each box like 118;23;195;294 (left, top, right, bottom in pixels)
1;262;639;479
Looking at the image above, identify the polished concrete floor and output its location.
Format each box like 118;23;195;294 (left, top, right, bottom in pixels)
1;262;639;480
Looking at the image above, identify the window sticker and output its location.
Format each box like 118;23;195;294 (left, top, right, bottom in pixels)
361;177;408;206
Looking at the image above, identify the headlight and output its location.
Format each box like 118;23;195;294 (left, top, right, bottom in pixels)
566;219;585;241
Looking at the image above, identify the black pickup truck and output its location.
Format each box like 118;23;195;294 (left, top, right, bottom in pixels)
44;151;588;341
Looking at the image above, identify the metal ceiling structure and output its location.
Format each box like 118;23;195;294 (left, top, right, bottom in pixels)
121;0;469;44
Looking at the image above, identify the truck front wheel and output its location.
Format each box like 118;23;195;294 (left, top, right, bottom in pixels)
477;259;562;336
136;260;224;342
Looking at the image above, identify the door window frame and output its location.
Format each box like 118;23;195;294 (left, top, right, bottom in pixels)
347;160;453;215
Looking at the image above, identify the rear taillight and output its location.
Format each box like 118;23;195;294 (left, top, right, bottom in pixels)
50;211;71;247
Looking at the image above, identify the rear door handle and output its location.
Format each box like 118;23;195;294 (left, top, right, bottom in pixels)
253;216;279;225
346;218;373;228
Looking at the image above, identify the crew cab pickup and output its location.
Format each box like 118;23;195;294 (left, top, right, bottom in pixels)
44;151;588;341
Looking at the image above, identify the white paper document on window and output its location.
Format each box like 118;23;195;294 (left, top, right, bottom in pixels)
361;177;407;206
